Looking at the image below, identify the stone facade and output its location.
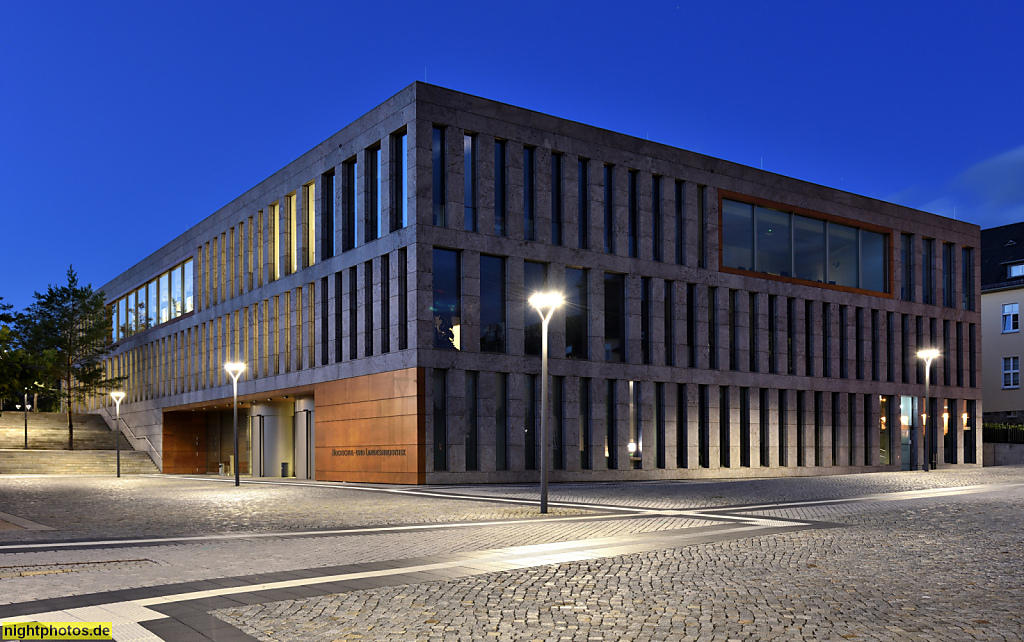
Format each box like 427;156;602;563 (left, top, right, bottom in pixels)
97;82;984;483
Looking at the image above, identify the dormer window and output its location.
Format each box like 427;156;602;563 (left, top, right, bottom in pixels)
1009;263;1024;278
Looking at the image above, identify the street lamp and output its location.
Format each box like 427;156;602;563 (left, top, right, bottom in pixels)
110;391;125;478
917;349;940;471
529;291;564;514
224;362;247;487
17;390;31;449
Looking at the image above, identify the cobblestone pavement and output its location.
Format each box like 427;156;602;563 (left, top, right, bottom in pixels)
1;468;1023;641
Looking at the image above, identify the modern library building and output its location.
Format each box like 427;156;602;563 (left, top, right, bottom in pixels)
96;82;983;484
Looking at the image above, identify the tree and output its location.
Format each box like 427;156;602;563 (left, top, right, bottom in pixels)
16;267;122;449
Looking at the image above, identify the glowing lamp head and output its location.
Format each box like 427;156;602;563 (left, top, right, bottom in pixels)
917;348;940;361
627;440;637;454
224;362;247;379
110;391;126;405
529;291;564;313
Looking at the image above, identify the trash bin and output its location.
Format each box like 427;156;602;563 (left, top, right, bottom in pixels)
218;463;225;475
281;462;289;477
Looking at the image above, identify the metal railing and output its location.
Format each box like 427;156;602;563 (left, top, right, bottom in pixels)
983;424;1024;444
99;406;163;465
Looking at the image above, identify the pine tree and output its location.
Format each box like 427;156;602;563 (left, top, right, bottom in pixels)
17;267;122;450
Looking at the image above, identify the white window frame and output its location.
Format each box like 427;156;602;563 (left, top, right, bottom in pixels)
1003;356;1020;389
1009;264;1024;279
1002;303;1019;333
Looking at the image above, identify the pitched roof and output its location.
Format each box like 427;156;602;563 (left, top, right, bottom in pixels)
982;221;1024;290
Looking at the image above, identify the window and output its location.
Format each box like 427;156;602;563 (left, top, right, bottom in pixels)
1010;263;1024;279
392;132;408;230
398;248;408;350
606;379;617;469
524;261;548;356
464;134;476;232
604;273;626;362
697;186;706;268
675;180;685;265
577;160;589;249
523;146;535;241
628;170;638;258
381;254;390;354
962;247;974;310
793;215;825;282
480;255;506;353
525;374;538;470
343;161;357;252
1003;303;1019;333
551;152;562;245
922;239;935;304
1003;356;1020;389
722;200;754;270
721;197;890;293
432;369;447;471
305;182;315;267
171;266;182;318
495;372;508;470
565;267;588;359
432;127;446;226
432;249;461;350
603;165;615;254
709;287;719;369
270;202;281;278
321;170;335;259
465;371;478;471
652;176;662;262
900;233;914;301
641;277;651;364
287;193;297;275
665;282;675;366
553;376;565;470
159;272;170;323
370;147;382;241
942;242;955;308
348;268;357;359
494;140;506;236
364;261;373;357
629;381;642;468
580;378;592;469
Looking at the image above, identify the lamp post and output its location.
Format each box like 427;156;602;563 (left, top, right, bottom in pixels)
110;391;125;478
529;291;564;514
917;349;940;471
224;362;247;487
19;390;31;449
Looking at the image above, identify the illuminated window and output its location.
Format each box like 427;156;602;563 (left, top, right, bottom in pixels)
305;182;315;267
270;202;280;280
287;193;297;275
171;267;182;318
183;259;194;313
432;248;461;350
159;272;170;323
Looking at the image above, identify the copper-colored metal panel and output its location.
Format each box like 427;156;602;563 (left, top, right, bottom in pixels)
162;411;207;474
314;367;426;484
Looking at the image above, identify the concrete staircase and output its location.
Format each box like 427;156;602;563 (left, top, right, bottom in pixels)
0;411;158;475
0;412;130;450
0;450;159;474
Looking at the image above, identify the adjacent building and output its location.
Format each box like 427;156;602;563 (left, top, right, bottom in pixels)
981;222;1024;424
94;82;983;484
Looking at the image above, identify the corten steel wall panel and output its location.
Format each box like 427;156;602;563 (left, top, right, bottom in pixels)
162;411;207;474
314;367;425;484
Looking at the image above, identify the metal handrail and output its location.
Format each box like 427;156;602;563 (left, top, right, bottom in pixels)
99;406;163;462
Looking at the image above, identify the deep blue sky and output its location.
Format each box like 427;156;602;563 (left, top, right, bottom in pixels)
2;1;1023;311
